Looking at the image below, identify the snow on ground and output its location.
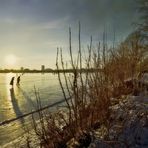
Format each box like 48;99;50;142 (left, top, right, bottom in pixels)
89;93;148;148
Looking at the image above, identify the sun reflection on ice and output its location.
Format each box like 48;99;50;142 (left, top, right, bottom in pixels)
4;73;16;119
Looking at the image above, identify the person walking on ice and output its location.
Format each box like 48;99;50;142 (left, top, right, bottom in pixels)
16;76;21;85
10;77;15;87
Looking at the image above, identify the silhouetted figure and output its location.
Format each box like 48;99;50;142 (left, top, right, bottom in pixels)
10;77;15;87
17;76;21;85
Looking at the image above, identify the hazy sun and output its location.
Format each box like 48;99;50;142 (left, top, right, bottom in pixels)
4;54;17;66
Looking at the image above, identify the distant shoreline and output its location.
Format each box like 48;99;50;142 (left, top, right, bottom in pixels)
0;68;103;73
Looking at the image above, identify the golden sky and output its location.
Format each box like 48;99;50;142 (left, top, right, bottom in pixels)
0;0;139;69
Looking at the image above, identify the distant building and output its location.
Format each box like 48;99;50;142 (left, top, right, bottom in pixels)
41;65;45;71
21;67;24;71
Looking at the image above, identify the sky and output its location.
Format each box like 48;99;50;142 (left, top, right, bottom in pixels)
0;0;140;69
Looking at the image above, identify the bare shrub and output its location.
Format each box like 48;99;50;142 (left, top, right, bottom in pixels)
29;24;145;147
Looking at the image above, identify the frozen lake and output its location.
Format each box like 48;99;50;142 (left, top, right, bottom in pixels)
0;73;64;146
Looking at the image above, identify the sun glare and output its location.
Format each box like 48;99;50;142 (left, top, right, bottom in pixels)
4;54;17;66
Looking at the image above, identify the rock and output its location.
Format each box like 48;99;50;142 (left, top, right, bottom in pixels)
88;139;110;148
